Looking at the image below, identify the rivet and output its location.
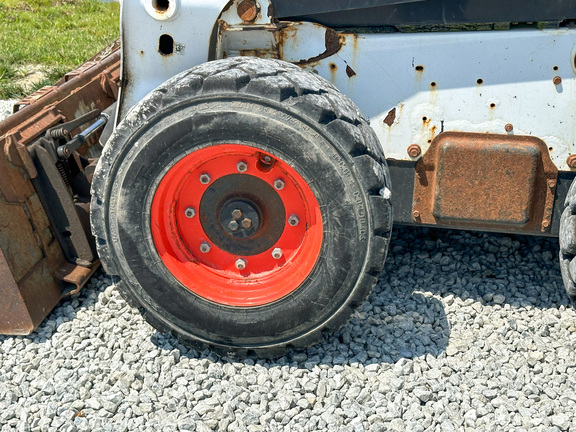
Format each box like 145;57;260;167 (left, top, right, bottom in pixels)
272;248;283;259
184;207;196;218
542;220;550;229
274;179;285;190
553;76;562;85
505;123;514;133
237;161;248;173
237;0;258;22
407;144;422;158
200;242;211;253
235;258;247;270
547;179;556;188
199;173;211;184
413;210;420;219
288;215;299;226
567;154;576;168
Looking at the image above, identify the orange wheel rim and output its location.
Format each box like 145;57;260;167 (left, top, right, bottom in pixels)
151;144;323;306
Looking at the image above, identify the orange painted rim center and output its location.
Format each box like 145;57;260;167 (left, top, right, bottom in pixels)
150;144;323;306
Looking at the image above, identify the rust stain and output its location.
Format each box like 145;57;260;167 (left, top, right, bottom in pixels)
412;132;557;233
383;108;396;126
329;62;337;82
345;65;356;77
295;28;343;66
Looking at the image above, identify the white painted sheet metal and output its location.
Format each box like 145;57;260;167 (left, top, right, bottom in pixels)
276;26;576;170
118;0;231;119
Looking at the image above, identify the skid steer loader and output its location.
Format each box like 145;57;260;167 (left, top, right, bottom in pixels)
2;0;576;356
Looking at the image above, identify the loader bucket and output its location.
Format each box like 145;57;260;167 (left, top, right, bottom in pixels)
0;44;120;335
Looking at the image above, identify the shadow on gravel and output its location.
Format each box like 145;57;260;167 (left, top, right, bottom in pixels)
395;225;569;310
151;225;569;368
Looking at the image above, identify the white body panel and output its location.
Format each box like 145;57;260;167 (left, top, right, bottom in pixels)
287;28;576;170
119;0;230;119
120;0;576;171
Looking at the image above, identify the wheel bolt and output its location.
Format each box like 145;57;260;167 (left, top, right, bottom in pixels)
228;220;239;231
241;218;252;229
288;215;299;226
184;207;196;218
200;242;211;253
232;209;243;219
200;173;211;184
237;161;248;173
235;258;246;270
274;179;285;190
272;248;283;259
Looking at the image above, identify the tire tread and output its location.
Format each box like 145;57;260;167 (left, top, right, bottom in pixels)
91;57;393;357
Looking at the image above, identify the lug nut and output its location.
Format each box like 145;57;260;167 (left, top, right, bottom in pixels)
237;161;248;173
235;258;246;270
288;215;299;226
199;173;211;184
505;123;514;132
232;209;243;219
274;179;285;190
228;220;239;231
200;242;211;253
241;218;252;229
184;207;196;218
272;248;283;259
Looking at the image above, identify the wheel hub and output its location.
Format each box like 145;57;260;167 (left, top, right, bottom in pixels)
200;174;285;256
220;199;260;238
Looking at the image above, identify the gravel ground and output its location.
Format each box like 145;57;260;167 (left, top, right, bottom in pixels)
2;105;576;431
0;100;17;121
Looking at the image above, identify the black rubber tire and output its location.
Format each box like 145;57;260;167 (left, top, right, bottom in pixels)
90;57;392;357
559;179;576;303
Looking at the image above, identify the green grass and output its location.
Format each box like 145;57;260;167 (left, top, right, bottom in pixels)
0;0;120;99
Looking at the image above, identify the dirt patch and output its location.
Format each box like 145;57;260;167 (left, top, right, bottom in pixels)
13;64;49;93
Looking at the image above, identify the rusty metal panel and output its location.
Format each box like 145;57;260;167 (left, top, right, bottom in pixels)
412;132;557;233
0;45;120;335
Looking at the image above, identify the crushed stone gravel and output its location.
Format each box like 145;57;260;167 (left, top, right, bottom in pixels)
1;106;576;431
0;100;17;121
